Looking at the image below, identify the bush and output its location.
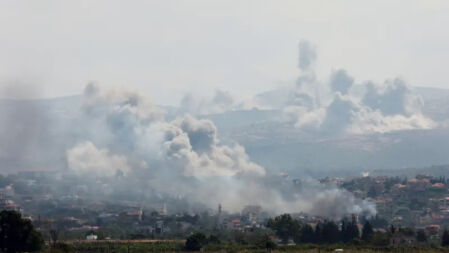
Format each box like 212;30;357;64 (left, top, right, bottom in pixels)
208;234;221;244
185;232;207;251
54;242;71;253
257;234;277;250
0;210;44;252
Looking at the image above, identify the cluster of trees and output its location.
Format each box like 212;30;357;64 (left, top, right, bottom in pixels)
185;232;221;251
185;232;277;251
0;210;44;253
267;214;374;245
266;214;449;248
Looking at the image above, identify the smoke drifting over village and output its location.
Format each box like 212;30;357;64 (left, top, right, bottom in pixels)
63;82;376;219
2;38;449;220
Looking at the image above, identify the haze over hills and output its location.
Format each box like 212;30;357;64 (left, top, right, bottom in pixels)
1;85;449;178
3;2;449;249
1;39;448;218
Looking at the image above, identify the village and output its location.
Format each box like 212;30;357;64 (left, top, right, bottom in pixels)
0;169;448;247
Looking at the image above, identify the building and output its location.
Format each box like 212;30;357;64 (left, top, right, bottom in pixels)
86;234;98;241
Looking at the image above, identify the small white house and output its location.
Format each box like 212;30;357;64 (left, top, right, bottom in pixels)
86;234;98;241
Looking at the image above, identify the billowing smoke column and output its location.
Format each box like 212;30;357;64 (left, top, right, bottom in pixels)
66;83;376;219
284;40;435;135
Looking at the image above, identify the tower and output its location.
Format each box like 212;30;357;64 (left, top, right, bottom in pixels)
161;203;167;216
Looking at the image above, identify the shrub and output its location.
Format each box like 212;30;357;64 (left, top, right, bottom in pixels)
185;232;207;251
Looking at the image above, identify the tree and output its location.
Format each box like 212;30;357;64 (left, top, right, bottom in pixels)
416;230;427;243
341;217;359;243
314;222;323;243
0;210;44;253
207;234;220;244
321;221;340;244
370;215;388;229
185;232;207;251
361;221;374;242
257;234;277;251
300;224;315;243
367;185;378;198
390;225;396;234
370;232;390;247
442;229;449;247
50;229;60;248
266;214;300;244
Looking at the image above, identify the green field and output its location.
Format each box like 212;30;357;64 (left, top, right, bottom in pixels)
39;241;449;253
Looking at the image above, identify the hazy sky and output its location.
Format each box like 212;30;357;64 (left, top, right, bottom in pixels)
1;0;448;105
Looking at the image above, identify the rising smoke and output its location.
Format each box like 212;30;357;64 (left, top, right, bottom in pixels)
65;83;376;219
284;40;435;135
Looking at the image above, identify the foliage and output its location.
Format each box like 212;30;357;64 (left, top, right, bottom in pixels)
341;217;360;243
442;229;449;247
256;234;277;250
369;215;389;229
399;227;415;236
266;214;300;244
299;224;315;243
416;230;427;242
207;234;220;244
320;221;340;244
370;232;390;247
185;232;207;251
53;242;70;253
0;210;44;253
361;221;374;241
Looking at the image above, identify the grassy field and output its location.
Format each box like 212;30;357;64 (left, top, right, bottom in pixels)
38;240;449;253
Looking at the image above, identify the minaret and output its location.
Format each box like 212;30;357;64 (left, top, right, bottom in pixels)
216;204;223;229
161;203;167;216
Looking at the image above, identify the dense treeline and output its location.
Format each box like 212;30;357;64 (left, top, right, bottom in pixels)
266;214;369;245
7;209;449;252
266;214;449;250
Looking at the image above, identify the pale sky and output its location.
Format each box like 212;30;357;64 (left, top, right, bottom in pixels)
1;0;448;105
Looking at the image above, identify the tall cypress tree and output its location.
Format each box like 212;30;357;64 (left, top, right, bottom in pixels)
442;229;449;247
350;216;360;241
342;217;359;243
341;219;348;242
314;222;323;244
321;221;340;244
361;221;374;242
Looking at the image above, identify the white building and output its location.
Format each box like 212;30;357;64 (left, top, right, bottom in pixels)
86;234;98;241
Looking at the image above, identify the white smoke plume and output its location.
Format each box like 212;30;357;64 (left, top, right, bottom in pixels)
65;83;375;219
67;141;131;177
284;40;435;135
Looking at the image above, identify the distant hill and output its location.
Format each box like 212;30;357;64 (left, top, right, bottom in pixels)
2;86;449;177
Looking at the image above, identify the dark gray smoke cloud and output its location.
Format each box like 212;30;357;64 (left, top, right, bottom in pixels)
362;79;423;116
286;40;320;110
298;40;317;71
330;69;354;95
